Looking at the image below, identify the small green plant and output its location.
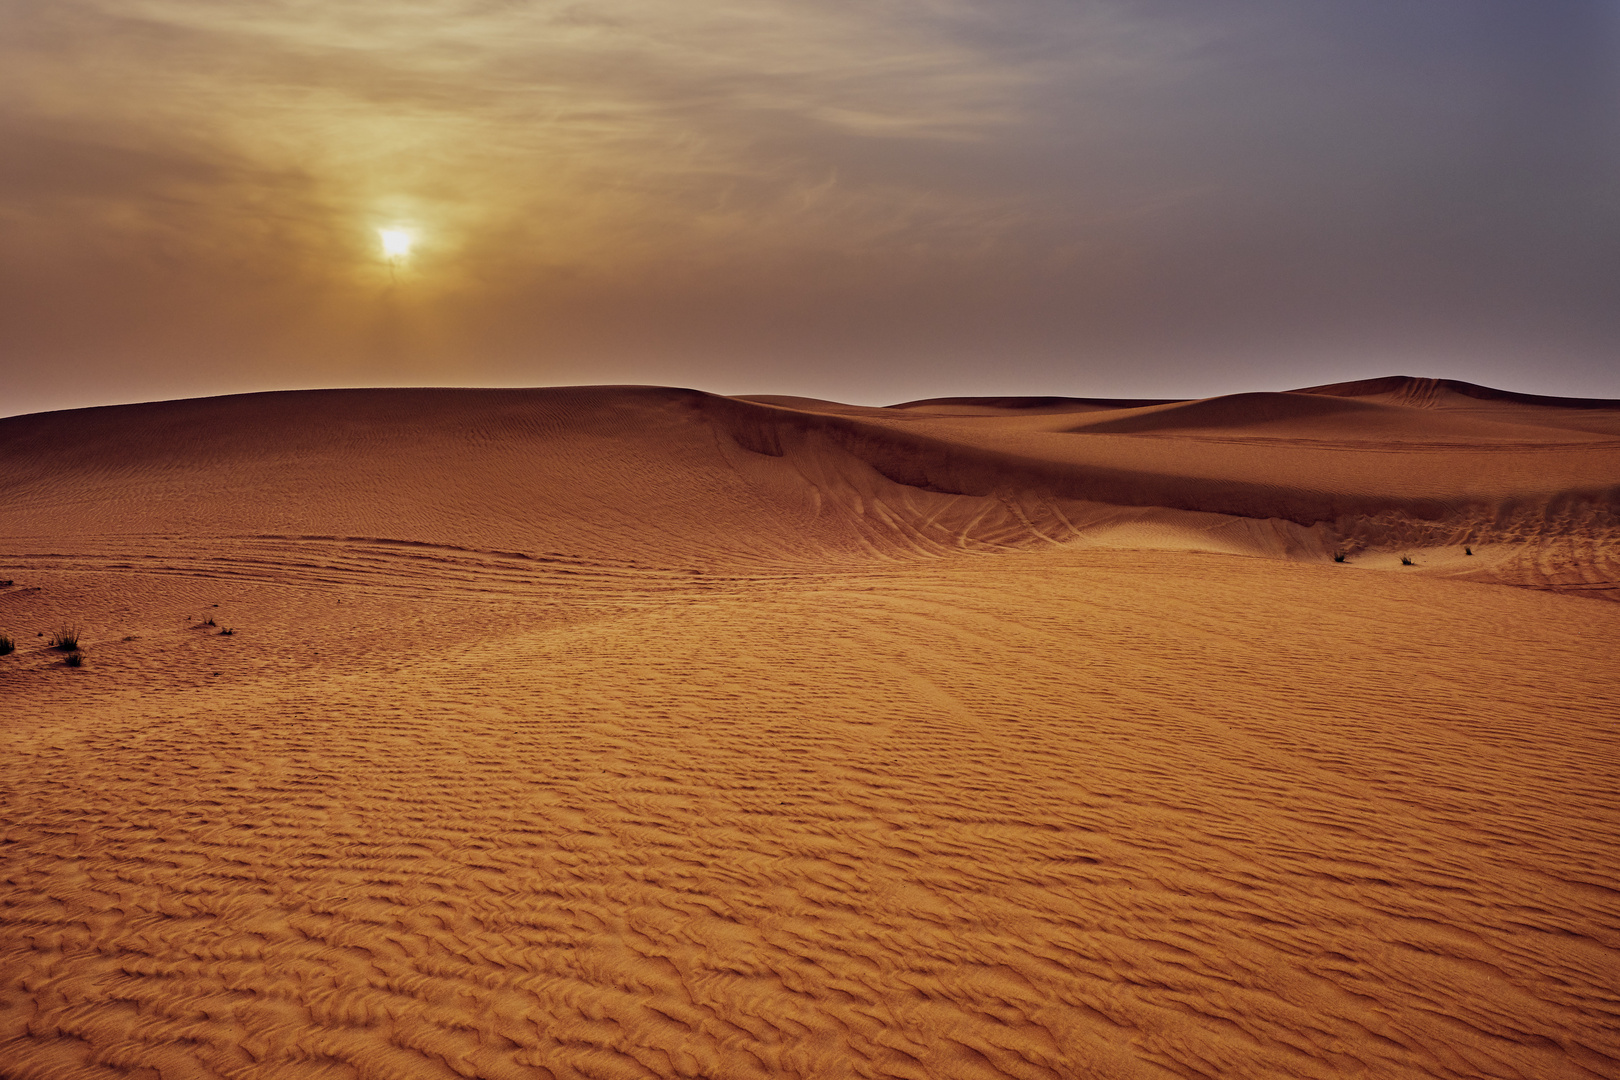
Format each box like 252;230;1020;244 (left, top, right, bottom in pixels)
1332;552;1347;563
49;627;81;651
65;652;84;668
0;634;13;656
1400;555;1415;566
219;627;234;636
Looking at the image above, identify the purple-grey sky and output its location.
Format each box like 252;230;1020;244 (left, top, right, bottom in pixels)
2;0;1617;417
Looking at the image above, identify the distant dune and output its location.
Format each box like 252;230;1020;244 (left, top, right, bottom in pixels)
2;377;1618;1079
5;375;1616;592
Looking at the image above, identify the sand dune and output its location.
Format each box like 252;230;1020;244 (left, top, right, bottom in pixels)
2;377;1618;1079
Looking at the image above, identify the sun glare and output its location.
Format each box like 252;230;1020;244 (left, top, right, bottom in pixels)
379;228;413;259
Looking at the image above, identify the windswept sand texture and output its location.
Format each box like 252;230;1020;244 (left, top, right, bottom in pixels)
2;376;1618;1079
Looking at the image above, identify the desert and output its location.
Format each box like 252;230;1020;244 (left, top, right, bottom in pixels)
2;375;1618;1079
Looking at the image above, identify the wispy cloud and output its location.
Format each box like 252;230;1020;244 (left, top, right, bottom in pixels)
2;0;1098;281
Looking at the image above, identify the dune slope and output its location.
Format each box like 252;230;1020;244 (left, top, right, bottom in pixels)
1;379;1617;1080
4;378;1616;590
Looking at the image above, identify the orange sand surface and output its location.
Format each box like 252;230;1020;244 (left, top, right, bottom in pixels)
2;377;1618;1079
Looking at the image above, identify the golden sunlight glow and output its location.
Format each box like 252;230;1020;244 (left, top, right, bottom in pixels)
379;228;413;259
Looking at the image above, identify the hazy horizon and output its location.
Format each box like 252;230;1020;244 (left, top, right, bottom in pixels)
7;370;1620;425
4;0;1617;418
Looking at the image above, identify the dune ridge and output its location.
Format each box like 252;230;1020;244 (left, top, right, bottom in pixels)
1294;374;1620;411
2;377;1618;1079
4;378;1616;592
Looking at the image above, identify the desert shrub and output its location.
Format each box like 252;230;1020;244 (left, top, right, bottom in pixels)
219;627;234;636
1465;546;1473;556
0;635;13;656
204;617;216;627
65;652;83;668
49;627;81;651
1332;552;1347;563
1400;555;1415;566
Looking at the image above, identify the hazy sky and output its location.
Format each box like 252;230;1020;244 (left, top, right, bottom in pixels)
3;0;1617;416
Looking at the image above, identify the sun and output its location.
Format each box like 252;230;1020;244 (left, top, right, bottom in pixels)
379;228;413;260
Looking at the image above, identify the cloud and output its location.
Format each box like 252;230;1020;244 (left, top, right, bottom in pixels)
2;0;1618;413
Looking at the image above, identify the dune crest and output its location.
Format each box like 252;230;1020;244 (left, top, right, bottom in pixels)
1294;374;1620;411
5;378;1614;593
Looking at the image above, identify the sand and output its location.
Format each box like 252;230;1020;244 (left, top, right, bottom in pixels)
1;376;1617;1079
